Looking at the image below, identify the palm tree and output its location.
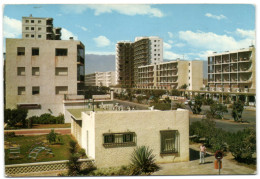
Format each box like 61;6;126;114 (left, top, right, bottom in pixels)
130;146;160;175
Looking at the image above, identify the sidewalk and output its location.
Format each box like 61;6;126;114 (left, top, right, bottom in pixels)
152;144;256;175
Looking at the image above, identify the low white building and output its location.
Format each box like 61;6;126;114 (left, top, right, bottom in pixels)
85;71;116;87
69;109;189;168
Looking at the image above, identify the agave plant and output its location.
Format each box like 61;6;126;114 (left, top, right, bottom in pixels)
130;146;160;175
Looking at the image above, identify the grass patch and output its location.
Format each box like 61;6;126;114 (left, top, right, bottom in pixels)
5;134;74;165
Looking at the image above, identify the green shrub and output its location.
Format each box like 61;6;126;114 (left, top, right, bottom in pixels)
4;132;16;139
28;113;65;124
4;108;28;128
67;153;81;176
46;129;57;144
78;148;86;158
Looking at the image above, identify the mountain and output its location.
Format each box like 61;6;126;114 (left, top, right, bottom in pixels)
85;54;115;74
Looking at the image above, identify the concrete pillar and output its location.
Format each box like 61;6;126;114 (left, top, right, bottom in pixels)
110;90;114;100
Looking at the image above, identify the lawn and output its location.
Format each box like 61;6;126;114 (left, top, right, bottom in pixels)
5;134;74;165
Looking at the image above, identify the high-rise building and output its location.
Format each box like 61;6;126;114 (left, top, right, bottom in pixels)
207;46;255;93
5;16;85;117
138;60;203;90
116;36;163;88
85;71;116;87
22;15;61;40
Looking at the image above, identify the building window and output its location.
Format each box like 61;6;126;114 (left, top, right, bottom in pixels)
38;35;42;38
17;67;25;76
158;54;160;56
160;130;179;154
31;27;34;30
31;20;34;23
189;83;190;86
18;87;25;95
189;70;190;73
55;67;68;76
103;132;136;148
38;20;41;23
55;48;68;56
17;47;25;56
154;40;156;42
154;45;156;47
32;48;39;56
26;27;29;30
31;34;34;38
32;67;40;76
56;86;68;95
38;27;42;31
189;63;190;66
189;77;190;79
32;86;40;95
25;20;29;23
25;34;29;38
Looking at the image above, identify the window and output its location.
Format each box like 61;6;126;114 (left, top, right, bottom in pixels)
189;77;190;79
32;48;39;56
189;70;190;73
38;20;41;23
26;27;29;30
17;67;25;76
31;34;34;38
32;86;40;95
17;47;25;56
38;27;42;31
56;86;68;95
31;27;34;30
25;34;29;38
38;35;42;38
154;40;156;42
160;130;179;154
103;132;136;148
31;20;34;23
154;45;157;47
55;48;68;56
25;20;29;23
189;63;190;66
158;54;160;56
32;67;40;76
55;67;68;76
18;87;25;95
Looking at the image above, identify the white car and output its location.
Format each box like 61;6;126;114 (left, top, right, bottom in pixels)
184;100;195;105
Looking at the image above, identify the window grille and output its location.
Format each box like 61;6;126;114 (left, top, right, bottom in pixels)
160;130;179;154
103;132;136;148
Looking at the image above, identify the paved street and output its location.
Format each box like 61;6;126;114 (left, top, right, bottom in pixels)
152;144;256;175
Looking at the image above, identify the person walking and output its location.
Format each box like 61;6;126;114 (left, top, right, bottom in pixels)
199;143;206;164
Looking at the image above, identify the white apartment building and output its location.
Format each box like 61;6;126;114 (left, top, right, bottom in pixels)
207;46;255;93
85;71;116;87
5;15;85;117
22;15;61;40
138;60;203;90
116;36;163;87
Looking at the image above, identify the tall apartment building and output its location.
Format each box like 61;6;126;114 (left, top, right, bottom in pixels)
22;15;61;40
5;16;85;117
138;60;203;90
116;36;163;87
85;71;116;87
207;46;255;93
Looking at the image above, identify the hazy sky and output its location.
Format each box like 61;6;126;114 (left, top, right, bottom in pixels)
3;4;255;60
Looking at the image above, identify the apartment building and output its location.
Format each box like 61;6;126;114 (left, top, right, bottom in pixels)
22;15;61;40
5;17;85;116
137;60;203;90
207;46;255;93
85;71;116;87
116;36;163;87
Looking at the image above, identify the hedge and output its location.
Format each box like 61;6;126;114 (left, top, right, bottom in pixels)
28;113;65;124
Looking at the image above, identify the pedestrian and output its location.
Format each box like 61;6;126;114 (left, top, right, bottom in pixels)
199;143;206;164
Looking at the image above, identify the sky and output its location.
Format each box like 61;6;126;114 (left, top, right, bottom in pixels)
2;3;255;61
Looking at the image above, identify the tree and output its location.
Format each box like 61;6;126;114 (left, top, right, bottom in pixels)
67;140;81;176
130;146;160;175
171;89;180;96
179;84;188;89
4;108;28;128
206;103;228;119
232;101;244;122
46;129;57;144
189;95;203;114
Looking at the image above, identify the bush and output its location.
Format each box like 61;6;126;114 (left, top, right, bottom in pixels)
206;103;228;119
153;103;171;110
28;113;64;124
4;108;28;128
130;146;160;175
232;101;244;122
189;95;203;114
78;148;86;158
46;129;57;144
4;132;16;139
67;153;81;176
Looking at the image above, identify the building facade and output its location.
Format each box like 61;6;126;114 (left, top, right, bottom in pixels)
70;109;189;168
137;60;203;90
85;71;116;87
22;15;61;40
207;46;255;93
116;36;163;88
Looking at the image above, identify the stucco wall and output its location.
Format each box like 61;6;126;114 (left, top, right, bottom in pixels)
80;109;189;168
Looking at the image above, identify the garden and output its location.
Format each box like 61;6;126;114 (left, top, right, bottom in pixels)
4;131;82;165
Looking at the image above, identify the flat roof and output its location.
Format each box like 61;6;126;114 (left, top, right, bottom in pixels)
67;108;108;120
